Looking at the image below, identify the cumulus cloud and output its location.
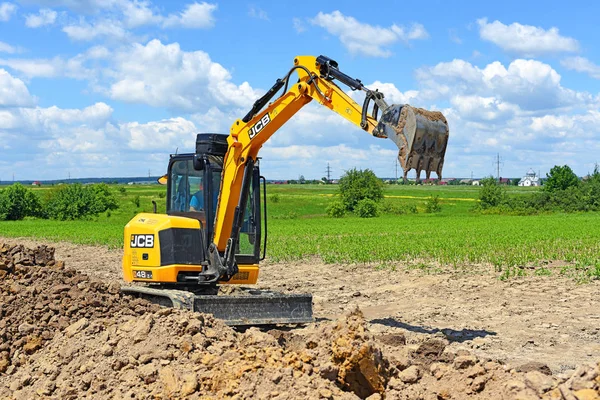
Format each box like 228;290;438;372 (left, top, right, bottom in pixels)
25;8;57;27
119;117;197;151
0;69;36;107
477;18;579;56
0;2;16;21
311;11;427;57
416;58;593;111
562;56;600;79
102;39;260;111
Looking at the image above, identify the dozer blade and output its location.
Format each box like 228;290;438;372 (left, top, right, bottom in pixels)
375;104;449;182
121;286;313;326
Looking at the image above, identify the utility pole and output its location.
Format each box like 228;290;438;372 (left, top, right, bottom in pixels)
148;169;151;178
395;158;399;181
493;153;503;183
471;171;473;180
325;163;332;183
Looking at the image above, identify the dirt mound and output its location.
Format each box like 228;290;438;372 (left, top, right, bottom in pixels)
2;242;600;399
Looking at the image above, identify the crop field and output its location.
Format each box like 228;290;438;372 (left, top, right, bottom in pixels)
1;183;600;279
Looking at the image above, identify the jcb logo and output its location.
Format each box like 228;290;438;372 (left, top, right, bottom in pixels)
130;234;154;248
248;113;271;140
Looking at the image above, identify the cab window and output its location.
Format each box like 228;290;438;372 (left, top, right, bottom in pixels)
168;159;203;213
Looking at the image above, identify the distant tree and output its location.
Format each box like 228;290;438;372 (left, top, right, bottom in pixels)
544;165;579;193
338;168;384;211
512;178;520;186
298;175;306;184
0;183;41;220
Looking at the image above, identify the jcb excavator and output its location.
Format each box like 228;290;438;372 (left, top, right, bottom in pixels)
122;55;449;325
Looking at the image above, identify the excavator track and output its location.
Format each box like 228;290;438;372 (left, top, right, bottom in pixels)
121;286;313;326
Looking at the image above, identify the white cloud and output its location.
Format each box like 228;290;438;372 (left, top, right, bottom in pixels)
248;5;268;21
121;0;161;28
25;8;57;27
103;39;260;111
0;54;92;79
416;58;593;111
0;69;36;107
477;18;579;56
63;18;127;41
311;11;427;57
449;28;462;44
450;95;519;122
16;0;120;14
163;2;216;29
0;2;16;21
292;17;305;33
0;41;18;53
562;56;600;79
120;117;197;151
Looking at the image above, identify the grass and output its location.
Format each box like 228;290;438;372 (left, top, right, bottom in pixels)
1;183;600;281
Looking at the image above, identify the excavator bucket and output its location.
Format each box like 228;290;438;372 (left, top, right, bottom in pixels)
375;104;449;182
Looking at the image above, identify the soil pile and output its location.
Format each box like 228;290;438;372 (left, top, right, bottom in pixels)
1;242;600;399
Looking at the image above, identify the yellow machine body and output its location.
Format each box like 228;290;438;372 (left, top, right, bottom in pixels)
123;213;258;285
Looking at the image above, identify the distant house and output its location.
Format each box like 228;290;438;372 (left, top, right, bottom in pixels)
460;179;472;185
472;180;480;186
31;181;41;186
518;169;540;187
499;177;510;185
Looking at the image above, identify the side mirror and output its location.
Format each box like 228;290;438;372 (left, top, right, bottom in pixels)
157;174;168;185
193;154;204;170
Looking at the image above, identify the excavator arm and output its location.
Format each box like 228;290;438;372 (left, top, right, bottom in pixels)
208;55;449;279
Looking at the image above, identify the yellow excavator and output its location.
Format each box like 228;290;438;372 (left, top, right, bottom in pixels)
121;55;449;325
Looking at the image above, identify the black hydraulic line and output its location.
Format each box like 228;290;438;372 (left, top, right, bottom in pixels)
316;55;364;91
260;175;267;261
226;158;255;268
242;79;285;123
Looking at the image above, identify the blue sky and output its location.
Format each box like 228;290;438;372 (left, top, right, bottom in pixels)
1;0;600;181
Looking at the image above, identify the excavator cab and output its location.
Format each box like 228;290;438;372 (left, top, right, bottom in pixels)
165;135;263;268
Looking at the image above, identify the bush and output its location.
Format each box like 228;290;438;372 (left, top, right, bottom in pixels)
0;183;41;220
425;195;442;213
269;193;281;203
478;177;506;209
44;184;119;220
544;165;579;193
355;198;379;218
132;195;141;208
118;186;127;194
338;168;384;211
158;191;166;199
326;200;346;218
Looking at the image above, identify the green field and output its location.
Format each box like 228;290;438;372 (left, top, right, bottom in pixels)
1;183;599;280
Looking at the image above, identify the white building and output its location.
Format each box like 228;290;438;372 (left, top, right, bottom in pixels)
518;169;540;187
